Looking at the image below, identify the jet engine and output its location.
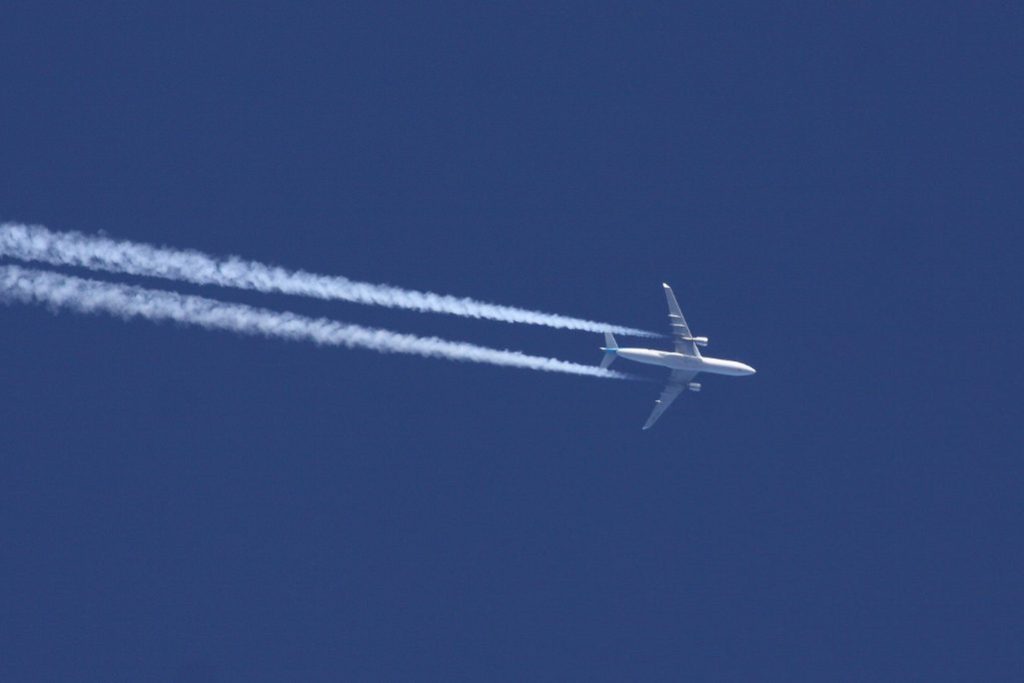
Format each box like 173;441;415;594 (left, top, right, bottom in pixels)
687;382;702;392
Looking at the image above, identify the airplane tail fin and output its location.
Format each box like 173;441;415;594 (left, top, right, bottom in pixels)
599;332;618;369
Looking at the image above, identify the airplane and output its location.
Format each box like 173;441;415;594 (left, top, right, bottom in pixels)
600;283;756;429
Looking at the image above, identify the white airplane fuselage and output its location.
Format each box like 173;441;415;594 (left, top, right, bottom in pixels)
612;348;756;376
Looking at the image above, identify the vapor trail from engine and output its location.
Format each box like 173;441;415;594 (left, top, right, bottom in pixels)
0;223;657;337
0;266;632;380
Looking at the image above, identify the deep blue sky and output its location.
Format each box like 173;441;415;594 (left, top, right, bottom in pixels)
2;4;1021;680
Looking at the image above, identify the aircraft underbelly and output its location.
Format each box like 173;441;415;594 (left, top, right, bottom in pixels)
664;355;700;370
615;349;663;366
618;349;700;371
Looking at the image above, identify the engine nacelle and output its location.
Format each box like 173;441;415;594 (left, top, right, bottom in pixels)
687;382;702;392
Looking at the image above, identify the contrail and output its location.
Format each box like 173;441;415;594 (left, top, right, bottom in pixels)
0;265;632;380
0;223;658;337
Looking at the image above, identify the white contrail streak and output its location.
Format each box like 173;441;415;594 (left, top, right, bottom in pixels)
0;223;658;337
0;266;631;380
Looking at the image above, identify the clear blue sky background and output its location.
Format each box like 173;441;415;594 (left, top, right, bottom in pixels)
2;4;1021;680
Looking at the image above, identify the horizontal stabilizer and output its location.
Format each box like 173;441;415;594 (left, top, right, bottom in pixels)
599;332;618;369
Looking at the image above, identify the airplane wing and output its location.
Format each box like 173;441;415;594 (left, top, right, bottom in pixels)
642;369;697;430
663;283;700;356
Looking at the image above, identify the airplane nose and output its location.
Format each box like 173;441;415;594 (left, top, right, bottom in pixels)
745;364;756;375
